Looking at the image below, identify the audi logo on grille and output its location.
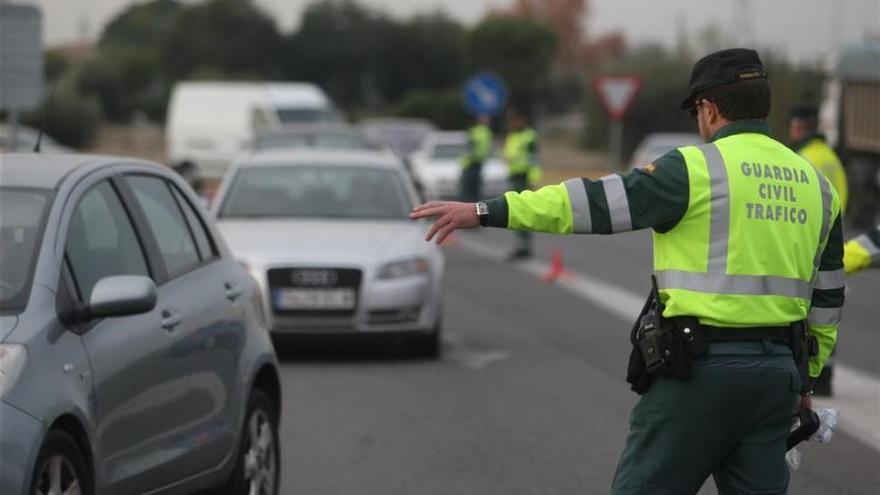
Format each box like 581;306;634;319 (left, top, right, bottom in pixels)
291;269;338;287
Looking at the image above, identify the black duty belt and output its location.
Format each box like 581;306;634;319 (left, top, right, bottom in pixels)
699;324;794;345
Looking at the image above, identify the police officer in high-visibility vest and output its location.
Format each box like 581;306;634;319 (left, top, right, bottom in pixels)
789;104;849;396
503;109;541;259
411;48;844;494
460;115;493;203
790;104;849;212
845;224;880;274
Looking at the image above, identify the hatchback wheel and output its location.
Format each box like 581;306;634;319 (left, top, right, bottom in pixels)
31;430;92;495
227;390;279;495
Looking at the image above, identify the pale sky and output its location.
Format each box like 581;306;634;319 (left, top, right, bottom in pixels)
24;0;880;63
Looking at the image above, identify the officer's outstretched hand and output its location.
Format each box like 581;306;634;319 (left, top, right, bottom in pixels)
410;201;479;244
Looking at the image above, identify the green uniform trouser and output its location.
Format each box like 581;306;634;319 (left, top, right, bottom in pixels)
460;161;483;202
612;341;801;495
509;173;532;252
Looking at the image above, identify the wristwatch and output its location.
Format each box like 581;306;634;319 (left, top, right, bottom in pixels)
475;201;489;226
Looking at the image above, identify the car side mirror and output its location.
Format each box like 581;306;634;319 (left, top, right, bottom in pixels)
87;276;157;318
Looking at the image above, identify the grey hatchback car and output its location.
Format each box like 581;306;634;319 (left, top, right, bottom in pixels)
0;154;280;495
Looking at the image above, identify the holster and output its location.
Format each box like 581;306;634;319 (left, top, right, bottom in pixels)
626;277;708;395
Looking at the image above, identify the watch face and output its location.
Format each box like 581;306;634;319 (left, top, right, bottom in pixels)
476;202;489;216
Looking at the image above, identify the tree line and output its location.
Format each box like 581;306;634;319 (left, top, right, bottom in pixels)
33;0;557;147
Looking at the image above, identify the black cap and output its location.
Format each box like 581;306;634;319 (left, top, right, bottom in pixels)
789;104;818;120
680;48;768;110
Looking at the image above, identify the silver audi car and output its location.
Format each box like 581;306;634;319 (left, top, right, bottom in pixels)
212;150;445;356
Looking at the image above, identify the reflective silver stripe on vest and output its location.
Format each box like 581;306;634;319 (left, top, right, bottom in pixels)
701;143;730;274
600;174;632;232
564;178;593;233
854;233;880;265
812;269;845;290
811;175;834;276
655;270;813;299
808;306;842;326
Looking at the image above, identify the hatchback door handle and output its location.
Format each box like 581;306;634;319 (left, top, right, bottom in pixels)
161;310;182;330
225;283;243;301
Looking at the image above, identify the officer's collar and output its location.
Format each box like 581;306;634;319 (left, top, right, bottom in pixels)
790;132;827;153
709;120;771;142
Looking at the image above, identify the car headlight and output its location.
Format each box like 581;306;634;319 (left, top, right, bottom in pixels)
0;344;27;399
378;258;430;279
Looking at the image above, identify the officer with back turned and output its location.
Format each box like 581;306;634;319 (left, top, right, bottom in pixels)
460;115;493;203
410;48;844;494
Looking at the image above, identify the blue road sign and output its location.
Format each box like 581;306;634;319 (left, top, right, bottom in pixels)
463;73;507;117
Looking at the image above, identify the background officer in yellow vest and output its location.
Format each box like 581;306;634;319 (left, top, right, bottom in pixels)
789;104;849;396
789;104;849;212
502;109;541;259
844;224;880;273
460;115;493;202
411;48;844;495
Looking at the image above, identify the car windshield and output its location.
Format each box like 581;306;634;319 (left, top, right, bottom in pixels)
276;108;341;124
431;143;467;160
254;132;375;151
219;166;412;220
0;188;53;311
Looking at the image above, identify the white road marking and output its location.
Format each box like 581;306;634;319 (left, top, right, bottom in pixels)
456;233;880;452
442;332;513;371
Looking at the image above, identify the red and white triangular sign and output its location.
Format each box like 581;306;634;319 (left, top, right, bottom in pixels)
593;75;643;121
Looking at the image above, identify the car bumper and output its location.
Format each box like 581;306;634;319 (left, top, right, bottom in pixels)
0;401;44;493
267;275;439;335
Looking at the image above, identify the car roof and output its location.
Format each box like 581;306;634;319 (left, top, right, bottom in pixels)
256;123;362;138
0;153;157;189
238;149;402;170
426;131;466;144
637;132;700;147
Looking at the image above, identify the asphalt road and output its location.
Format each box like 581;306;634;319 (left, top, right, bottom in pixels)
274;229;880;494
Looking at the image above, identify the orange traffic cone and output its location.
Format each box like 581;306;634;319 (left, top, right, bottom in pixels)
542;248;568;282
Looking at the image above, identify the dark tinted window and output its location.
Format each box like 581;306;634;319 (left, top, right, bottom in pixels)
219;166;411;220
169;184;215;261
127;176;200;278
0;188;52;311
66;182;149;302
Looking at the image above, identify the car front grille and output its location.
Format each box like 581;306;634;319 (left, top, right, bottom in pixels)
267;267;362;317
367;306;421;325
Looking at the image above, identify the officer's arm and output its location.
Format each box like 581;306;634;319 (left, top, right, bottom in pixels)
482;150;688;234
843;224;880;274
809;213;845;378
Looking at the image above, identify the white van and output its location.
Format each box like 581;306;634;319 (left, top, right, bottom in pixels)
166;81;340;179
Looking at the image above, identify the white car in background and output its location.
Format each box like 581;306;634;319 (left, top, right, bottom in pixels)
211;150;445;356
410;131;509;200
166;81;341;179
627;132;701;172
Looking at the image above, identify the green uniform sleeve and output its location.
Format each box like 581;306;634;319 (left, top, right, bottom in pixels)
808;213;845;378
482;149;689;234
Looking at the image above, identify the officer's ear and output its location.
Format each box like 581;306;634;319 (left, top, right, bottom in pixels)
700;99;720;126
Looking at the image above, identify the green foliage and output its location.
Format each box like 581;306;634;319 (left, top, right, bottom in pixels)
23;74;100;149
391;89;470;130
284;0;398;109
99;0;181;48
76;59;129;122
159;0;283;81
466;16;557;116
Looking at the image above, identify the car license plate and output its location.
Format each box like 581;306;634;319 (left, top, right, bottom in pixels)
273;288;356;310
